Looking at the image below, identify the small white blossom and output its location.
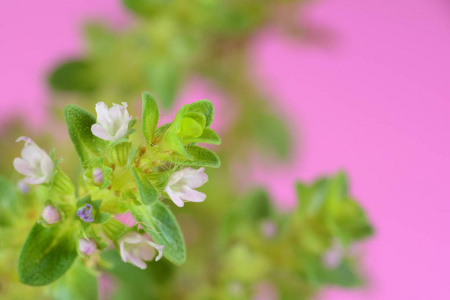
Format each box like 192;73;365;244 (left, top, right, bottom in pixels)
119;232;164;270
13;137;54;185
79;238;97;256
41;205;61;224
165;167;208;207
91;102;132;142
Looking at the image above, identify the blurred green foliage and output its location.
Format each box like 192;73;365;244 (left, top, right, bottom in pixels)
0;0;374;299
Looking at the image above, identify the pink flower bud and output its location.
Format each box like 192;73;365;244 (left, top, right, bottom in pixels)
79;238;97;256
92;168;104;185
41;205;61;224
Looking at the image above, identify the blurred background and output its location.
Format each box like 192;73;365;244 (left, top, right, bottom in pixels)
1;0;449;299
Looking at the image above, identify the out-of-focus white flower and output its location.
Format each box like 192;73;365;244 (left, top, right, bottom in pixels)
322;239;344;269
165;167;208;207
41;205;61;224
261;220;277;239
79;238;97;256
118;232;164;270
13;137;54;185
252;282;278;300
17;180;30;194
91;102;132;142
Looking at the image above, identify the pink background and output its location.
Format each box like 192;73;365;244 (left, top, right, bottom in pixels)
1;0;449;299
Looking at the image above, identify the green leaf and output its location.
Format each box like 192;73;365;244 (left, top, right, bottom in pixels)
64;105;107;163
122;0;163;18
180;117;203;138
132;169;158;205
0;177;18;226
170;145;220;168
170;104;188;133
142;92;159;144
296;179;328;217
184;112;206;129
145;61;182;109
186;100;215;128
251;112;291;159
18;223;77;286
183;128;221;145
243;189;273;221
162;131;190;158
48;59;98;93
316;260;362;287
53;259;98;300
103;218;131;242
131;202;186;265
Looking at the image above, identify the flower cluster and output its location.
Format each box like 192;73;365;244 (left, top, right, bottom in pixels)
13;92;221;285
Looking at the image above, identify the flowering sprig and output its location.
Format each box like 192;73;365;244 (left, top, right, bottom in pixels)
15;92;221;286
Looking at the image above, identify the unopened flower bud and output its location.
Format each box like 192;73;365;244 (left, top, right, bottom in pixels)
92;168;104;185
77;204;95;223
41;205;61;224
79;238;97;256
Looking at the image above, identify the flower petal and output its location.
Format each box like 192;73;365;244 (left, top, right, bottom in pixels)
113;121;129;141
166;186;185;207
23;176;47;185
91;124;114;141
179;186;206;203
167;168;190;186
148;242;164;261
21;143;42;166
119;239;128;263
13;158;34;177
127;252;148;270
40;151;54;183
95;102;113;129
183;167;208;189
137;243;156;261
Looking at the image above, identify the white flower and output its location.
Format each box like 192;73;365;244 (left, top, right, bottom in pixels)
91;102;132;142
79;238;97;256
165;167;208;207
13;137;54;185
118;232;164;270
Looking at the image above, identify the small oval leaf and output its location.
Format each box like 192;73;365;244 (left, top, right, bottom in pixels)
187;100;214;128
132;169;158;205
131;203;186;265
64;105;107;163
142;92;159;144
18;223;77;286
170;145;221;168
